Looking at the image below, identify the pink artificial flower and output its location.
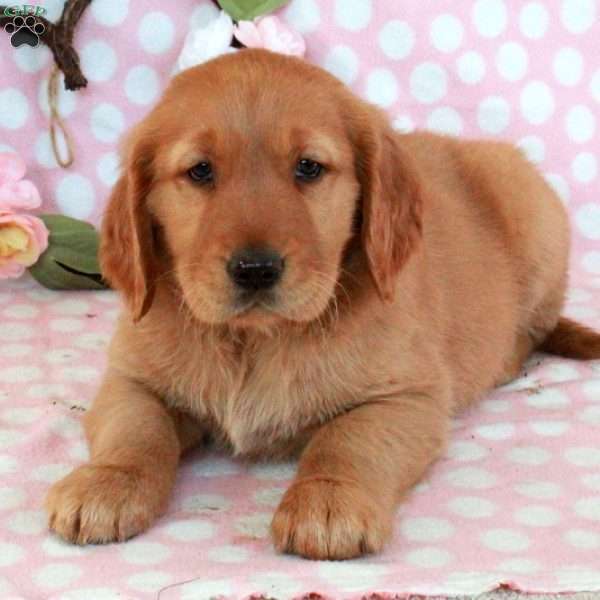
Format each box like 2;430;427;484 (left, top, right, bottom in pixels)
0;152;48;279
234;16;305;58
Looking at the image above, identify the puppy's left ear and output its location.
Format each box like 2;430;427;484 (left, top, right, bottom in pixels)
355;119;423;302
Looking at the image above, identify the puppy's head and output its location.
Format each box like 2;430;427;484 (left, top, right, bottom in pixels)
101;50;422;328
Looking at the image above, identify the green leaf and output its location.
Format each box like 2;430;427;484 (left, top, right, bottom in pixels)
27;214;109;290
218;0;290;21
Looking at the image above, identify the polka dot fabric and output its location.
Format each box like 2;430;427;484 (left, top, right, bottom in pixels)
0;1;599;598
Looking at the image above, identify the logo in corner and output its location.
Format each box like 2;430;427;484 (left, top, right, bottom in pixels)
4;14;45;48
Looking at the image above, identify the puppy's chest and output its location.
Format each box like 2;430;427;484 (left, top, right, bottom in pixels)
161;334;361;455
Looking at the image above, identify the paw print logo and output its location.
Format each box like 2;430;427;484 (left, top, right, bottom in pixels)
4;15;45;48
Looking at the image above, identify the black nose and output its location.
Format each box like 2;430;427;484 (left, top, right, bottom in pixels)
227;248;284;291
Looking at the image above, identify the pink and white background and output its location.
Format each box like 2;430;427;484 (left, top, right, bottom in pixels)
1;0;600;598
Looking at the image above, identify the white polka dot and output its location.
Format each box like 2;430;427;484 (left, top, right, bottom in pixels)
120;541;171;565
514;505;561;527
476;422;515;440
127;571;172;593
55;175;95;219
482;529;531;553
480;399;510;413
520;81;555;125
32;463;72;483
565;105;596;143
248;572;302;598
426;107;463;136
410;62;448;104
34;563;82;589
456;51;486;85
0;486;25;510
2;303;39;319
322;45;359;84
250;462;296;480
565;529;600;549
52;299;92;316
544;173;571;204
2;407;43;425
58;366;100;383
497;558;541;574
557;566;600;588
334;0;371;31
446;440;488;462
445;466;498;489
582;380;600;399
378;20;415;61
0;542;24;567
254;487;286;506
125;65;160;106
366;68;399;108
44;348;82;365
517;135;545;164
526;388;570;409
179;580;232;600
234;513;271;539
74;332;112;351
97;151;121;187
282;0;321;33
37;74;77;119
182;493;232;513
477;96;511;134
447;496;497;518
0;454;18;474
319;563;388;592
41;537;88;558
49;416;83;439
519;2;549;39
575;497;600;521
0;88;29;129
138;12;174;55
80;41;118;83
582;252;600;274
392;114;415;132
579;405;600;425
6;509;46;535
161;519;214;541
13;44;51;73
507;446;551;465
565;447;600;467
561;0;596;33
430;14;463;53
530;420;570;436
444;572;499;594
497;42;528;82
575;203;600;240
591;69;600;104
400;517;455;542
0;366;42;383
91;0;129;26
515;480;562;500
0;343;31;359
572;152;598;183
553;47;584;87
405;547;452;568
473;0;507;38
91;103;125;143
208;545;250;563
27;383;70;399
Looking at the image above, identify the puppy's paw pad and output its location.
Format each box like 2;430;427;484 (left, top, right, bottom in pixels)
271;478;391;560
46;463;164;544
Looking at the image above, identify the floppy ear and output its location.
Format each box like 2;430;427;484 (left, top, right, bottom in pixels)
100;146;157;322
356;122;423;302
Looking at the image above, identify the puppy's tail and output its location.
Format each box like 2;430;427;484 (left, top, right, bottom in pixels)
540;316;600;360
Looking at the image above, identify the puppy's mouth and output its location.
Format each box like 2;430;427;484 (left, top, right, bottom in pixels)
232;290;278;317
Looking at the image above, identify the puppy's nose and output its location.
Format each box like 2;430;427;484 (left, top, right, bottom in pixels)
227;248;284;291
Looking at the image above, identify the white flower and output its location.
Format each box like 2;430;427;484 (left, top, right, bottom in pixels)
177;10;236;72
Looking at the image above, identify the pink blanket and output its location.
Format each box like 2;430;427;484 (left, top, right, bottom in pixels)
1;1;599;598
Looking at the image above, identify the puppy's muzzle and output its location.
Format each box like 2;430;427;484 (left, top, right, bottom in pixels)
227;247;284;292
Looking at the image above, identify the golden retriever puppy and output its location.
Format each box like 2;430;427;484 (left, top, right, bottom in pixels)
46;49;600;559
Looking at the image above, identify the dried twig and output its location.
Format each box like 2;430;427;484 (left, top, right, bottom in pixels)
0;0;92;90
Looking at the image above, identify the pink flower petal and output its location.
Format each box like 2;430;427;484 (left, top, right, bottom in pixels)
0;180;42;211
0;260;25;279
233;21;264;49
0;152;26;186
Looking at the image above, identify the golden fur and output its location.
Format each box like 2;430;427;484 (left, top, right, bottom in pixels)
46;49;600;559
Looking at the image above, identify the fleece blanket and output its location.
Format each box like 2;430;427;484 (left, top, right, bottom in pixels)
1;0;600;598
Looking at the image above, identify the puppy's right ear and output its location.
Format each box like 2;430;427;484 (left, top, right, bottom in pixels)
100;142;157;322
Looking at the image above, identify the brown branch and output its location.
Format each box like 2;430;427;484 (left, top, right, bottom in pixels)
0;0;92;90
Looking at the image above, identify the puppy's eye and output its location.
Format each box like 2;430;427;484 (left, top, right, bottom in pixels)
295;158;323;182
188;161;214;184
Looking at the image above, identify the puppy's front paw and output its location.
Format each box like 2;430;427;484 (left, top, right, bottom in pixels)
271;477;392;560
46;463;170;544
